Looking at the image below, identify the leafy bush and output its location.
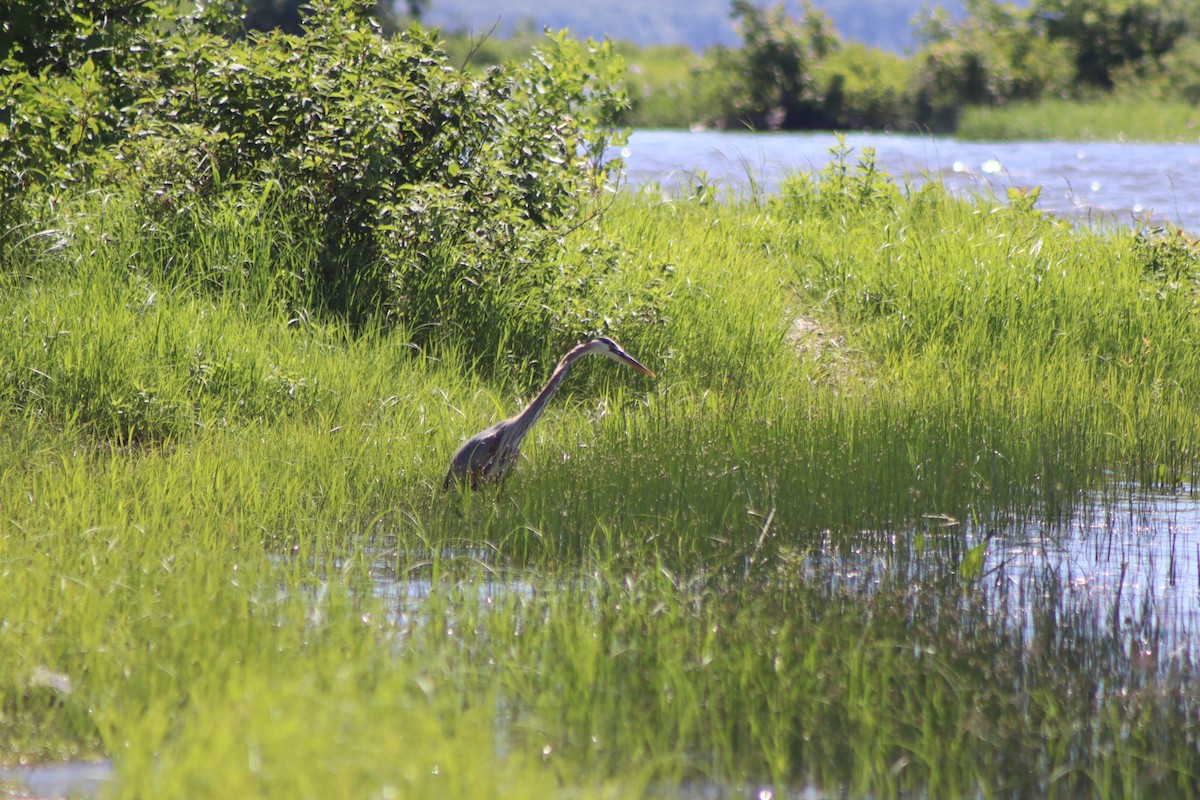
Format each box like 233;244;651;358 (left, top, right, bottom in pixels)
1038;0;1193;88
2;0;668;369
0;0;154;73
912;0;1073;129
815;43;915;130
695;2;922;132
0;57;117;201
707;0;840;130
0;0;163;207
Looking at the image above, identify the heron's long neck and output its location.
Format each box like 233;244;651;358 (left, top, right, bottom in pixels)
511;344;590;436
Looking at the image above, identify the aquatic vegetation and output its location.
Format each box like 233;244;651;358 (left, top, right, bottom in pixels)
3;145;1200;798
957;95;1200;142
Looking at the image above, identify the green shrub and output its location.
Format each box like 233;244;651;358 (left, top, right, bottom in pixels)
693;3;921;132
2;0;668;370
125;2;622;323
0;0;182;205
707;0;840;130
815;43;915;130
1039;0;1194;89
912;0;1074;129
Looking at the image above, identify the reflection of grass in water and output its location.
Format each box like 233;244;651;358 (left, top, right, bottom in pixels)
3;158;1200;796
478;557;1199;795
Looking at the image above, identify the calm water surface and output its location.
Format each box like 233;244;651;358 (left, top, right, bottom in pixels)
0;760;114;798
619;130;1200;230
955;488;1200;649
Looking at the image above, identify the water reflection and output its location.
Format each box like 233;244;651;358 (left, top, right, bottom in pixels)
363;536;537;629
368;487;1200;654
976;487;1200;652
618;130;1200;230
0;760;114;799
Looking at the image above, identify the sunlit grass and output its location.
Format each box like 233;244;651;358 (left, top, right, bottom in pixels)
617;43;713;129
958;95;1200;142
3;162;1200;797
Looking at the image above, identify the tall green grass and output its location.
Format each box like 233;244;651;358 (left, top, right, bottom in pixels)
958;95;1200;142
3;158;1200;797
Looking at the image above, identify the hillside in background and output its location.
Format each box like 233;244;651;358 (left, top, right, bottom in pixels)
417;0;965;53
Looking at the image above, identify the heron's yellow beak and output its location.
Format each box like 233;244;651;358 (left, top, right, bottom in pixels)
599;339;655;378
622;356;655;378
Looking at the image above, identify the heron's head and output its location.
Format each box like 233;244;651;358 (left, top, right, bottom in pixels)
584;337;655;377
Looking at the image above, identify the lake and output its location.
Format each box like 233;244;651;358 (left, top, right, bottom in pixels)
619;129;1200;231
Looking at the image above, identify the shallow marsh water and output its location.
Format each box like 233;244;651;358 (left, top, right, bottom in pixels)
373;486;1200;645
0;760;115;798
989;487;1200;602
619;130;1200;230
957;486;1200;661
10;485;1196;799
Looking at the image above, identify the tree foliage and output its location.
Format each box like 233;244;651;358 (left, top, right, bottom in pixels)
913;0;1199;122
1037;0;1194;88
714;1;839;129
695;0;1200;132
0;0;155;75
816;43;913;130
913;0;1074;127
1;0;667;366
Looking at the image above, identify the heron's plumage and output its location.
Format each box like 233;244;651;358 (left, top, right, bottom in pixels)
443;337;653;490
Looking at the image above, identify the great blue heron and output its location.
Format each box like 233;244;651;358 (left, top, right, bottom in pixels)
443;337;655;490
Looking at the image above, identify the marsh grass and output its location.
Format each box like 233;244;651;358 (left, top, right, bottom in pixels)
957;95;1200;142
3;157;1200;797
616;44;715;129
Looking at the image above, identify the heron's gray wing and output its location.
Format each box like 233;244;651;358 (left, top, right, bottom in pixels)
444;420;510;490
480;419;524;478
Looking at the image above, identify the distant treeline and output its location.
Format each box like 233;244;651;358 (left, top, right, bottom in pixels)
420;0;951;55
439;0;1200;132
645;0;1200;131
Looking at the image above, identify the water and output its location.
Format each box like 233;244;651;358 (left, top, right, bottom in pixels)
800;488;1200;649
980;488;1200;650
0;760;114;798
363;487;1200;648
618;129;1200;230
21;489;1195;800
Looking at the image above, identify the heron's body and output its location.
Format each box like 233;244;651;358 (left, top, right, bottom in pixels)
443;337;654;490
